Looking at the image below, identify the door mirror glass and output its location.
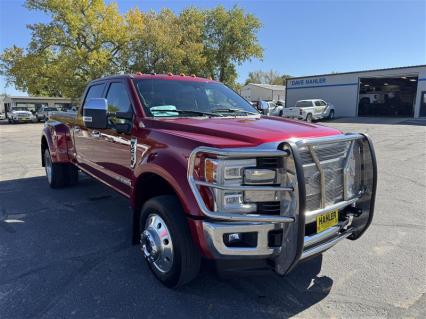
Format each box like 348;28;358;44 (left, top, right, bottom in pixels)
83;98;108;129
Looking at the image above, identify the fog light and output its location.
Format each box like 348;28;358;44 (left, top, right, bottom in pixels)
227;233;241;242
224;232;257;247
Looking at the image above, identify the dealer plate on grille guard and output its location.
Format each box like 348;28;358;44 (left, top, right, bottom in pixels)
316;209;338;233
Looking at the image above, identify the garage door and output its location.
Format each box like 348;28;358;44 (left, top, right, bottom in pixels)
358;76;417;117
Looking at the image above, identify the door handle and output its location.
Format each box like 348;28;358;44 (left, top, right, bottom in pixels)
91;130;101;138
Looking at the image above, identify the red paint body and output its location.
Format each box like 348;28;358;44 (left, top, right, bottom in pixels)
41;74;342;258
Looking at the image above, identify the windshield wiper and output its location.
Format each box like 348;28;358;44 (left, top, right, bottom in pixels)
150;109;223;117
212;108;258;115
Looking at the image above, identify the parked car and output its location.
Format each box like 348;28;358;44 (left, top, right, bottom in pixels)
282;99;335;122
358;92;386;105
275;100;285;107
42;74;377;287
7;107;36;123
0;112;6;120
258;100;284;116
36;106;59;122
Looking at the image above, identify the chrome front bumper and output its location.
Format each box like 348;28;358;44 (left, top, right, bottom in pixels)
190;133;377;273
203;219;352;260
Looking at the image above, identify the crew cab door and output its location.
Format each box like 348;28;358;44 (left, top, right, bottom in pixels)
74;80;134;195
73;82;107;174
314;100;327;115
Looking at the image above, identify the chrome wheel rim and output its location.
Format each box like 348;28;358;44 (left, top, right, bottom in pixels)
140;214;174;273
44;151;52;184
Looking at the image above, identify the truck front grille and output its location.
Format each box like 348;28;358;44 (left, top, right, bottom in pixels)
257;157;281;169
258;201;281;215
299;141;359;212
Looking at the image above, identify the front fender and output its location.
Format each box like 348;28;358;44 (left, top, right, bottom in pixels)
132;148;201;218
41;122;72;163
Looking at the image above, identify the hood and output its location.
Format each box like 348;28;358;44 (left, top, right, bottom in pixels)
145;116;342;148
11;110;32;115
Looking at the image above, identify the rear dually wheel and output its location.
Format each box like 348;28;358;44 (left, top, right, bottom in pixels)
44;149;78;188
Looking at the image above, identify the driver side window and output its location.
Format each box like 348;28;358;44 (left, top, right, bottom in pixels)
106;82;131;113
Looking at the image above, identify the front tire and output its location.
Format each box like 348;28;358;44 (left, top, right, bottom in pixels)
328;110;335;120
306;113;313;122
139;195;201;288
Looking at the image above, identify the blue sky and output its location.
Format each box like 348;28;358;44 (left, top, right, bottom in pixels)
1;0;425;96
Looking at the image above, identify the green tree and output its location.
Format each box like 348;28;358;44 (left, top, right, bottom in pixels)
1;1;264;97
1;0;130;98
204;6;263;86
244;69;291;85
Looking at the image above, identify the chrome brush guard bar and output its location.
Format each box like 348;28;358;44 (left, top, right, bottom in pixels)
188;133;369;223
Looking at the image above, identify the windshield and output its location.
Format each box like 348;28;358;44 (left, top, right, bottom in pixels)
12;107;30;112
295;101;313;108
135;79;258;117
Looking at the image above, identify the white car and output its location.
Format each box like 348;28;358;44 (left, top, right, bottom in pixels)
0;113;6;120
36;106;58;122
7;108;36;123
282;99;335;122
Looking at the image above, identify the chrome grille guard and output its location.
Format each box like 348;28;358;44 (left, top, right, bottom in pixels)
188;133;376;224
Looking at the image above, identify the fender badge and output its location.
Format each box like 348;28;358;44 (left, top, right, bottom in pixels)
130;138;137;168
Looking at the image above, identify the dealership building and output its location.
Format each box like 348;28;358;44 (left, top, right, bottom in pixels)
285;65;426;118
240;83;286;102
0;95;74;114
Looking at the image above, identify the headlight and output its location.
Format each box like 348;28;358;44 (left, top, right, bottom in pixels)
205;158;256;213
203;158;280;213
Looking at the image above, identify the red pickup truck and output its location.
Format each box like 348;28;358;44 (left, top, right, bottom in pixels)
41;74;377;287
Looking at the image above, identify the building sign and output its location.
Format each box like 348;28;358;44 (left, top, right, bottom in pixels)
290;77;327;87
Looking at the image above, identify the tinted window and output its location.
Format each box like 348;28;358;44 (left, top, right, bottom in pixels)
295;101;313;107
83;83;105;107
106;82;131;113
314;101;321;106
135;79;257;117
319;101;327;106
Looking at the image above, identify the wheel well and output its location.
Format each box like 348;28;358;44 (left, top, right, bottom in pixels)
41;136;48;167
132;173;180;244
134;173;179;212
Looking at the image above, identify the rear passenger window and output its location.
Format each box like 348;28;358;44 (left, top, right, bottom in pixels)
106;82;131;113
83;83;105;107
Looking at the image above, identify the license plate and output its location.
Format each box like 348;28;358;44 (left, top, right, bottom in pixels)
316;209;338;233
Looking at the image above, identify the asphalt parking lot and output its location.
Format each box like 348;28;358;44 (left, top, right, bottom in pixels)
0;118;425;319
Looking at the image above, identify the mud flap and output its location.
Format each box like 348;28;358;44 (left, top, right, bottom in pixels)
274;141;306;275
